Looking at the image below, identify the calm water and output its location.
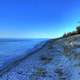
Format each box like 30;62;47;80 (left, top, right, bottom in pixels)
0;39;47;69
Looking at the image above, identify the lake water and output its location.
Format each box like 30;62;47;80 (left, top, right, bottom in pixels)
0;39;47;69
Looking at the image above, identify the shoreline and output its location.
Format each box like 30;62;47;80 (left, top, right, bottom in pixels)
0;39;49;76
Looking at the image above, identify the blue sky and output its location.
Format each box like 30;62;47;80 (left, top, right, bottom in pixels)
0;0;80;38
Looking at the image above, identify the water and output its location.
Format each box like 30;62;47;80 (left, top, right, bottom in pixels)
0;39;47;69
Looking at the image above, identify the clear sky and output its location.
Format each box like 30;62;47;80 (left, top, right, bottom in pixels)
0;0;80;38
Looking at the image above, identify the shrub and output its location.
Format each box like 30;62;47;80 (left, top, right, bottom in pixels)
48;44;53;49
55;68;70;80
40;55;53;64
36;67;47;77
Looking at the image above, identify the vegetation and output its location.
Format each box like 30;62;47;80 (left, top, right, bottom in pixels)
76;26;80;33
48;44;53;49
63;26;80;37
30;67;47;80
55;68;70;80
35;67;47;77
40;54;53;64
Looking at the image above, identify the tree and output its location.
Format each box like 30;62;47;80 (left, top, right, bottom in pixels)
63;25;80;38
76;26;80;33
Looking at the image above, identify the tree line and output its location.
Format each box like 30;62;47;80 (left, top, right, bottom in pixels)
63;26;80;37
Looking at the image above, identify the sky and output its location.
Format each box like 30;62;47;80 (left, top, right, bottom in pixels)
0;0;80;38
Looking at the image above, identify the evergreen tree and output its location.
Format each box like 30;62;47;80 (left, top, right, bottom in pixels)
76;26;80;33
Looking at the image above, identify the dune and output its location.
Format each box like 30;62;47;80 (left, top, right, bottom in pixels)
0;35;80;80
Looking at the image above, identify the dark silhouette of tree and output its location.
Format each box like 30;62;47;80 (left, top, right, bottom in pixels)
76;26;80;33
63;25;80;38
63;33;67;38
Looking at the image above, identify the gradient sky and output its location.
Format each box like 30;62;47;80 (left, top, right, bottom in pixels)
0;0;80;38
